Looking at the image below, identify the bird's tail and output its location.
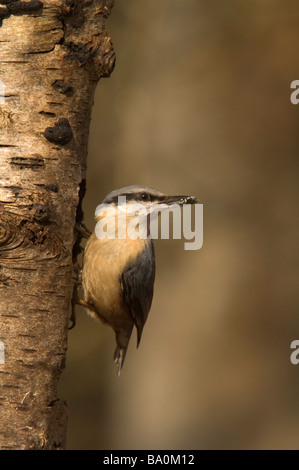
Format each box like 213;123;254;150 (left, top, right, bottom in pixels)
113;346;128;376
113;325;133;376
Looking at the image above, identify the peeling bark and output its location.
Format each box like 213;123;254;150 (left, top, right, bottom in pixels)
0;0;115;450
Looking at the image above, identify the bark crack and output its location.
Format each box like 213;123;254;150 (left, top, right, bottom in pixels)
0;1;43;25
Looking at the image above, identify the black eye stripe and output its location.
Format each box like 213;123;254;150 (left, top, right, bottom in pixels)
106;192;165;204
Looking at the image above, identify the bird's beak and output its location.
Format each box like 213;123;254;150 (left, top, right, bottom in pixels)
162;195;198;206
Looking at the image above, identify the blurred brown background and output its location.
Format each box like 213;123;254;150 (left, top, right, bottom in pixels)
59;0;299;449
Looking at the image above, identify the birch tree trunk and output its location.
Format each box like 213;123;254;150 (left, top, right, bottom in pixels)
0;0;115;450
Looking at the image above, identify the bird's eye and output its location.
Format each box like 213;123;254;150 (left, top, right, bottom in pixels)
141;193;148;201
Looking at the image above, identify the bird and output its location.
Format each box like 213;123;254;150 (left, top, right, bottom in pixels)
80;185;197;375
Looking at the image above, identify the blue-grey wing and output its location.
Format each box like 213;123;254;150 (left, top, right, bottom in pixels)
121;240;156;346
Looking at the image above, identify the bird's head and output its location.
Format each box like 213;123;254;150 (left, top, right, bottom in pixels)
95;185;198;240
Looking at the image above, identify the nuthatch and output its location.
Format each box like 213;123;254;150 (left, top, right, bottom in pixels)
81;185;197;375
